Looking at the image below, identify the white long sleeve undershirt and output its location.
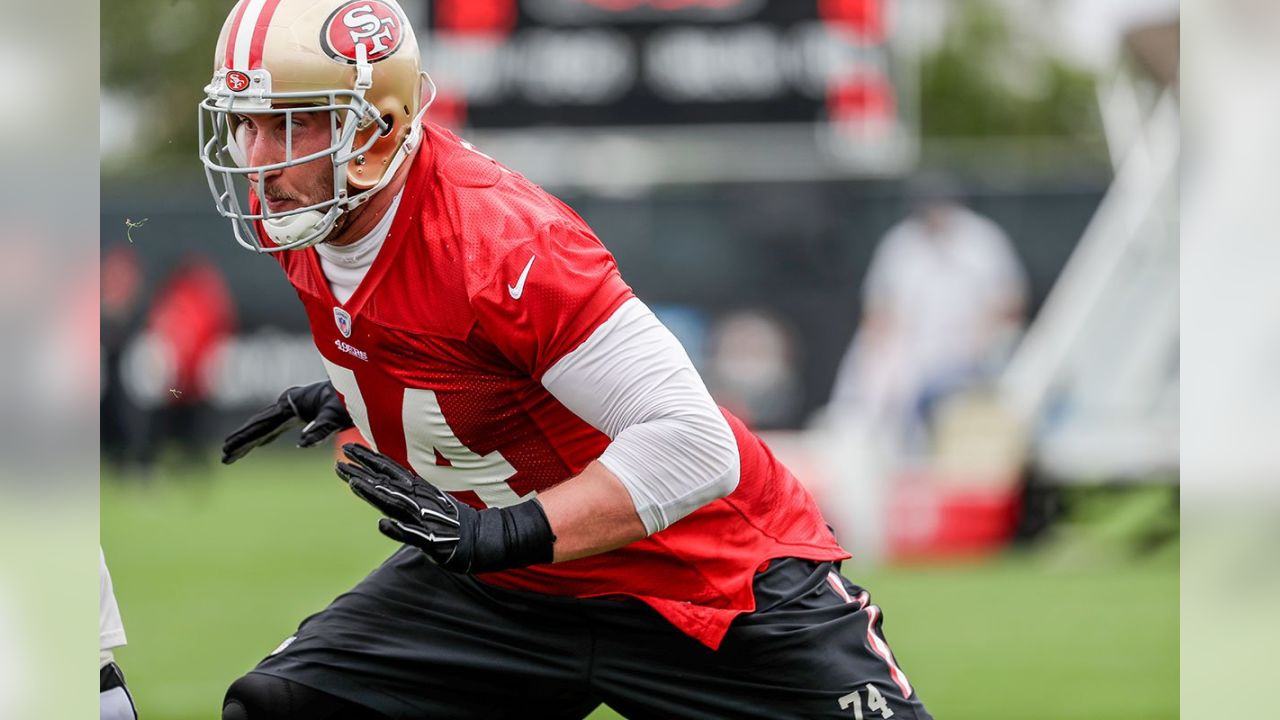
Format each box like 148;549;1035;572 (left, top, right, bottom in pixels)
542;298;741;535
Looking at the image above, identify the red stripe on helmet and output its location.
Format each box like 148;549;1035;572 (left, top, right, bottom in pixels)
248;0;285;69
224;0;251;69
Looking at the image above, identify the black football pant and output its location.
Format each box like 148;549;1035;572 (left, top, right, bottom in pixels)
232;546;932;719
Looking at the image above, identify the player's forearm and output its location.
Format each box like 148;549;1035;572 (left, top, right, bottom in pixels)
537;460;648;562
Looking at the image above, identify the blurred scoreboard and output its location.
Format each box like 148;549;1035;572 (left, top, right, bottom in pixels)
421;0;916;184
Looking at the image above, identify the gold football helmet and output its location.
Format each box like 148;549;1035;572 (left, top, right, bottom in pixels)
199;0;431;252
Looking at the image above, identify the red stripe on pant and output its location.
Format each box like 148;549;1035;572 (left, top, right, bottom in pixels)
827;571;912;699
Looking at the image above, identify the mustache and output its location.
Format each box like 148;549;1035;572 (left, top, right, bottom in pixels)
262;187;298;202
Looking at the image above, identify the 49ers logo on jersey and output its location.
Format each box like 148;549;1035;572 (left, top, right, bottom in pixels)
321;1;405;64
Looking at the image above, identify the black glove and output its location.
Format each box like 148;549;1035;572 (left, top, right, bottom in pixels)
336;443;556;573
221;381;353;464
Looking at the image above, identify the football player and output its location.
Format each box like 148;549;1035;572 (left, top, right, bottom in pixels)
202;1;931;718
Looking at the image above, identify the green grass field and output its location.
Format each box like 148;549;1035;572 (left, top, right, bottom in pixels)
102;452;1177;719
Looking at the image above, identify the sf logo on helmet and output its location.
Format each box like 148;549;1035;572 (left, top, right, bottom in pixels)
322;1;404;63
225;70;251;92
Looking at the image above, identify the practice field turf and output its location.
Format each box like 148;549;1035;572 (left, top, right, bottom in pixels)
102;452;1177;720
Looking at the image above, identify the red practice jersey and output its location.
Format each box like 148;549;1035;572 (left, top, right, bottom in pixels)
261;123;848;649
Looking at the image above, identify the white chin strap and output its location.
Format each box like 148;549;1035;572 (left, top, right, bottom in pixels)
264;73;436;250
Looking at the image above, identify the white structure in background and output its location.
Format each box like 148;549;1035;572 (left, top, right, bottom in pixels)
1047;0;1181;69
1181;0;1280;496
999;30;1179;483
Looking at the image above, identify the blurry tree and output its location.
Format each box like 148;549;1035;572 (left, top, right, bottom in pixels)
102;0;233;175
919;0;1100;140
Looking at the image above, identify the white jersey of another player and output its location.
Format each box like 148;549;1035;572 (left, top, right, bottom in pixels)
101;548;126;666
101;548;137;720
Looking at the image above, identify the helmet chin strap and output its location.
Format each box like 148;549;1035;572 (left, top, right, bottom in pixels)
263;73;436;249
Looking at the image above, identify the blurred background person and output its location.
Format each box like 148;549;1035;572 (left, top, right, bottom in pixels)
101;244;145;471
704;309;803;430
820;178;1028;564
830;178;1028;462
128;254;236;476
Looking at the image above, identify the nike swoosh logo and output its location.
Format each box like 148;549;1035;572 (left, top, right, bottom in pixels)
508;254;536;299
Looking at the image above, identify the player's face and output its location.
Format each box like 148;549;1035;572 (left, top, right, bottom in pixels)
235;109;335;214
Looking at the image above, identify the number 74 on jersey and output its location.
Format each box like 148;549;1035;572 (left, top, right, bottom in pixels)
839;683;894;719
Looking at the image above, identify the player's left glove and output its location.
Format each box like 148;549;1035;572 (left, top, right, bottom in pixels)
336;443;556;573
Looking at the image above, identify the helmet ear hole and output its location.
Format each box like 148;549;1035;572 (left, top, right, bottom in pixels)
380;114;394;137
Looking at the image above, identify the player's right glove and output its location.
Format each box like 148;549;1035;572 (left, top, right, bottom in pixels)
221;381;353;464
